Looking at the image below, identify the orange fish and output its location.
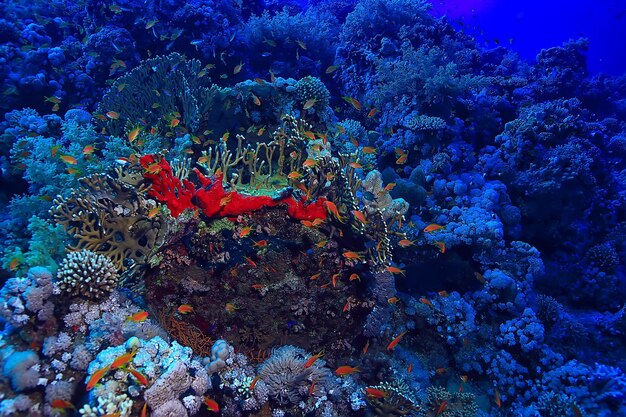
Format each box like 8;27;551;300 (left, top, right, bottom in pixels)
106;111;120;119
367;108;379;118
386;331;407;351
82;144;96;155
8;257;20;271
251;93;261;106
147;206;160;219
303;158;318;168
51;145;61;157
169;118;180;128
86;365;110;391
398;239;415;248
408;363;413;373
303;99;317;110
304;351;324;368
419;297;433;307
204;397;220;412
316;240;328;249
460;375;468;383
251;284;266;290
244;257;257;267
349;273;360;282
436;367;447;375
128;127;141;142
361;146;377;154
127;367;148;385
51;399;75;410
383;182;396;192
342;96;362;110
302;131;316;141
388;297;399;304
60;155;77;165
385;266;405;275
141;403;148;417
249;376;260;390
352;210;367;224
144;163;162;174
436;400;447;416
434;241;446;253
219;194;232;207
474;271;486;284
424;224;444;233
349;162;363;169
343;300;351;312
253;239;267;248
309;380;316;396
332;273;340;287
335;365;359;376
495;389;501;408
343;251;363;261
362;340;370;354
178;304;194;314
111;352;135;369
240;226;252;238
254;78;265;84
288;171;302;180
233;61;243;74
310;273;321;281
364;387;387;398
126;311;149;323
438;290;449;298
324;201;344;223
395;154;407;165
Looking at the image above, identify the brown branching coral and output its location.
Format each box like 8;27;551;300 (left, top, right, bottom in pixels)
156;309;214;357
50;174;167;271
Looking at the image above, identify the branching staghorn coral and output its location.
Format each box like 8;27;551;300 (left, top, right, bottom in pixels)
50;174;168;271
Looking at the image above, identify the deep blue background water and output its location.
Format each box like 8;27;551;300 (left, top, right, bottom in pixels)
431;0;626;75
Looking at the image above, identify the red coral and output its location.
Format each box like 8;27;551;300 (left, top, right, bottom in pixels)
141;155;195;217
140;155;327;222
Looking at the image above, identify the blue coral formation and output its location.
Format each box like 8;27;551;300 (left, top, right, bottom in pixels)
0;1;625;417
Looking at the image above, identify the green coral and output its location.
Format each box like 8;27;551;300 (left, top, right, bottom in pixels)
95;53;225;136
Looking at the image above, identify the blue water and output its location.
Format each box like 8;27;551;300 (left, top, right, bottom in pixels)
432;0;626;74
0;1;624;416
